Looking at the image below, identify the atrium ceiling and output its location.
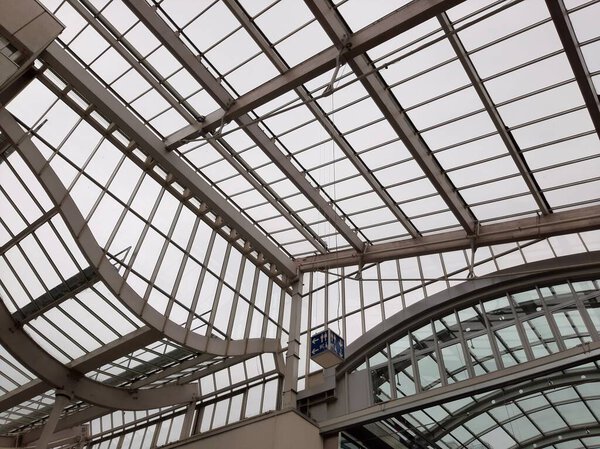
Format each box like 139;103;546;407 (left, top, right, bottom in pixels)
1;0;600;448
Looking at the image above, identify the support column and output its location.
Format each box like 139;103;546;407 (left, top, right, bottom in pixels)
179;401;197;440
35;390;71;449
282;276;304;409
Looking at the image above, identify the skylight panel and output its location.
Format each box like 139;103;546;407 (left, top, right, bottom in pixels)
391;59;471;109
275;21;330;66
487;52;574;104
458;0;550;52
497;81;584;127
90;47;130;84
183;2;241;54
511;108;593;148
524;133;600;170
401;208;460;234
223;52;280;94
435;134;507;170
52;1;87;43
569;1;600;42
407;86;483;131
378;38;456;89
470;21;563;79
471;196;539;222
422;110;497;150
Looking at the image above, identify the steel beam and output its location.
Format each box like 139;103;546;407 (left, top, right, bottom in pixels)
0;295;197;410
0;107;281;356
546;0;600;139
305;0;476;234
319;341;600;434
124;0;365;252
164;0;465;144
40;42;297;280
438;12;551;216
297;203;600;270
223;0;418;238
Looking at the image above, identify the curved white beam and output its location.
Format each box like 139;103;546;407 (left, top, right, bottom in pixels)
0;298;196;410
0;108;280;357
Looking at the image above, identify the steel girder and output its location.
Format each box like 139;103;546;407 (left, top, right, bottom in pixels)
297;204;600;270
304;0;477;235
319;341;600;434
164;0;465;145
0;296;197;410
546;0;600;140
0;107;280;356
40;43;297;281
222;0;419;239
438;12;551;216
123;0;365;252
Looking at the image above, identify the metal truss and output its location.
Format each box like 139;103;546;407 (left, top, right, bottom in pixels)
0;107;281;357
304;0;476;234
123;0;365;252
40;43;298;281
165;0;465;144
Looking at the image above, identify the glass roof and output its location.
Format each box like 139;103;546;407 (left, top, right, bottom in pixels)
1;0;600;447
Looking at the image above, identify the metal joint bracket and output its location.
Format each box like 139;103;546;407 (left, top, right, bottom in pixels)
323;35;351;97
467;221;480;279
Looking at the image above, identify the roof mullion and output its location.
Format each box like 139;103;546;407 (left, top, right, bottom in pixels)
305;0;477;235
222;0;419;238
438;12;551;216
123;0;365;252
546;0;600;140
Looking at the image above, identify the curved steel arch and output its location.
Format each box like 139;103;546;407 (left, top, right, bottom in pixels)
337;252;600;375
0;297;197;410
428;369;600;441
0;108;280;357
511;424;600;449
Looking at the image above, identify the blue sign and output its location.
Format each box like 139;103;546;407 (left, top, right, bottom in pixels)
310;329;345;368
310;330;328;356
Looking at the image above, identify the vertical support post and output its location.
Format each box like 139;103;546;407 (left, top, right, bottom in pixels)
36;391;71;449
282;275;303;409
179;401;197;440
